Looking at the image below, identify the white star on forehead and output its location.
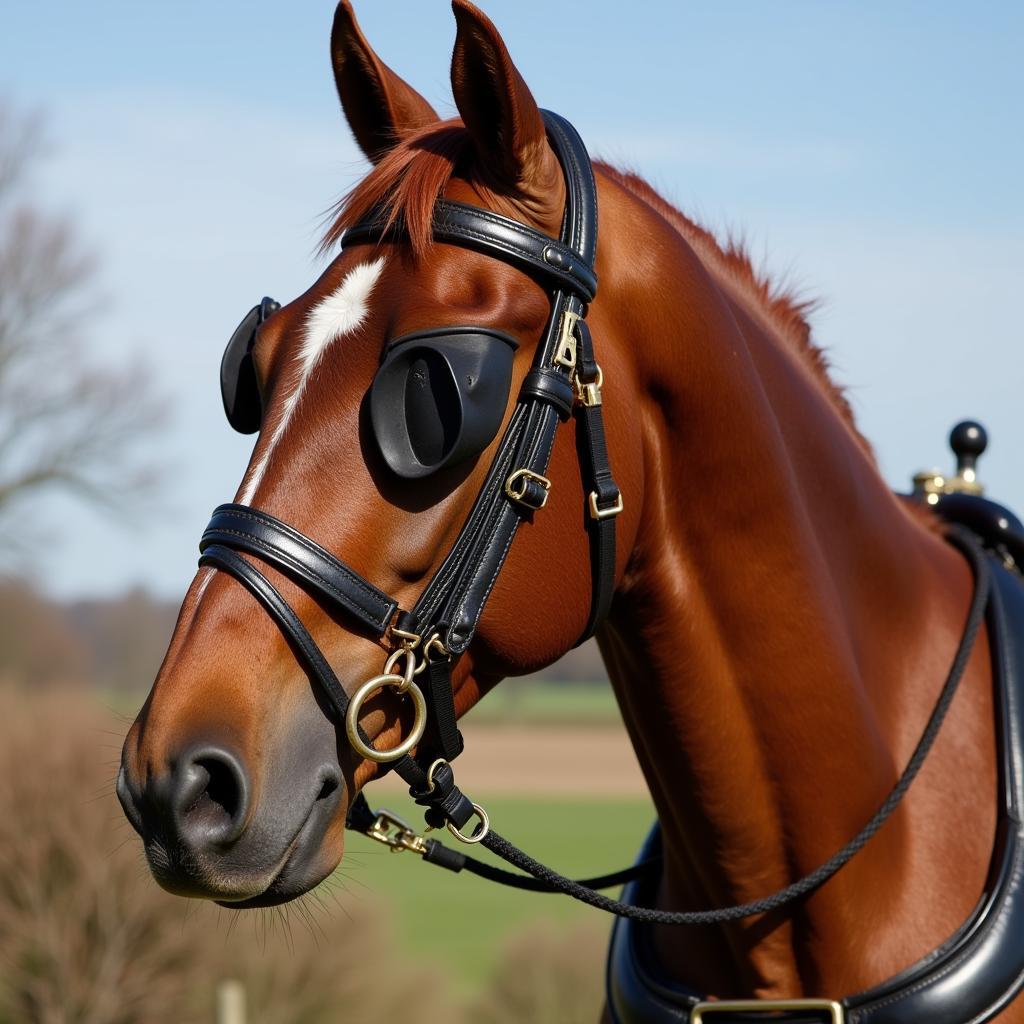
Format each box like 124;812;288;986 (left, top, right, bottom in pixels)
237;257;385;505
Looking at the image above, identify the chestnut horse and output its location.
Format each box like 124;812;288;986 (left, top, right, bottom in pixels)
118;1;1015;1018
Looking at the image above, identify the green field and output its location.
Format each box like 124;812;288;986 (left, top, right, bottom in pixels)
339;793;654;990
468;681;621;726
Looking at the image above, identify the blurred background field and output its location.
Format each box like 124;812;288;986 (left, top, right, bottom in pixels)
0;673;651;1023
0;530;652;1021
345;795;654;991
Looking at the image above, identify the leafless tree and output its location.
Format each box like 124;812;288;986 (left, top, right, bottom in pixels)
0;103;166;559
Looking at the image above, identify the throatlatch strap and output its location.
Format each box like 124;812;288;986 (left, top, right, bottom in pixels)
576;320;620;641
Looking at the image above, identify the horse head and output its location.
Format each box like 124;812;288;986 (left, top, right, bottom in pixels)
118;0;640;908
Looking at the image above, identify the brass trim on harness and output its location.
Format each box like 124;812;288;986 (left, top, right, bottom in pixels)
447;802;490;845
366;809;428;856
388;625;422;647
426;757;449;793
344;673;427;763
421;632;449;665
691;998;844;1023
384;645;417;688
589;490;623;520
505;468;552;510
554;309;581;370
575;364;604;407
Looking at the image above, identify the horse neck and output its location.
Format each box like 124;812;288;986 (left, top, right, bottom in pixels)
595;180;995;996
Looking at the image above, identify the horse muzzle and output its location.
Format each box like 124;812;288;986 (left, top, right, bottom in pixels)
117;735;345;907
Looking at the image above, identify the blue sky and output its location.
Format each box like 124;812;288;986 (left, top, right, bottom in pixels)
3;1;1022;596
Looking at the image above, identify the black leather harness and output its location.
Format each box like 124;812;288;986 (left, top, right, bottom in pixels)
199;109;627;852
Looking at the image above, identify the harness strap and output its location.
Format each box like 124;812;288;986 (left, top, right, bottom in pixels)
416;658;464;764
199;545;363;732
342;201;597;303
202;504;396;635
575;319;621;641
433;392;565;654
349;110;600;306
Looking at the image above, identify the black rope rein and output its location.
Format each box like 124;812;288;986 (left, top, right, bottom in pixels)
411;527;991;925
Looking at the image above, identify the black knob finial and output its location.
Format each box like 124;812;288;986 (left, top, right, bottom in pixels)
949;420;988;476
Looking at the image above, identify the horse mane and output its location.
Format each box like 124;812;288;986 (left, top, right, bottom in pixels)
322;120;861;437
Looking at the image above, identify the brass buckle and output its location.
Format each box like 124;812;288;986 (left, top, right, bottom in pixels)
554;309;581;370
367;809;428;855
505;468;552;510
691;999;844;1023
575;364;603;407
589;489;623;520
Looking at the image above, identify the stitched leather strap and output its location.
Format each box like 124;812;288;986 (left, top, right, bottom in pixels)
519;368;575;419
542;110;598;264
201;504;396;636
407;115;606;652
342;201;597;302
200;545;358;728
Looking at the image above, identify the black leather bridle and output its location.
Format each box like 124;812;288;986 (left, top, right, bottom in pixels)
195;112;998;957
198;110;625;848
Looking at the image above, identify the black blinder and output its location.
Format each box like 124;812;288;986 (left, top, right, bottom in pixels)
221;296;279;434
370;327;519;479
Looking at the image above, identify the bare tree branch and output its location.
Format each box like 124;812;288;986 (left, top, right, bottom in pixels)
0;102;168;559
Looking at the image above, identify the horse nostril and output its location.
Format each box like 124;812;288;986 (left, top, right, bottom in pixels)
172;747;250;847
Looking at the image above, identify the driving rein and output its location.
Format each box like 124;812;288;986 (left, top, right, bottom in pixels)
197;111;999;955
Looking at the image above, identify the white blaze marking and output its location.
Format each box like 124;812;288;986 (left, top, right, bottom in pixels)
237;258;385;504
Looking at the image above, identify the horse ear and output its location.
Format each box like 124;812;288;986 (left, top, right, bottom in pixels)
331;1;439;164
449;0;558;195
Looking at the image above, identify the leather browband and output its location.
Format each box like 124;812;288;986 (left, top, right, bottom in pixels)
606;553;1024;1024
342;198;598;304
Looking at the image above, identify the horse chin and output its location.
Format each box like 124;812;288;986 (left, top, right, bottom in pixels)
144;830;338;909
212;853;335;910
